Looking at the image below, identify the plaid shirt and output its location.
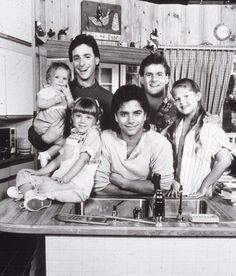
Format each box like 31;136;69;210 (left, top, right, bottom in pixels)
149;97;176;133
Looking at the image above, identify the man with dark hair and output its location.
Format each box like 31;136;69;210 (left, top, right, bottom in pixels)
28;34;112;151
94;84;174;195
139;53;220;136
28;34;112;276
139;53;176;135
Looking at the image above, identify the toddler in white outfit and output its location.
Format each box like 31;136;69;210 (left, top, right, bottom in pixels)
34;62;74;167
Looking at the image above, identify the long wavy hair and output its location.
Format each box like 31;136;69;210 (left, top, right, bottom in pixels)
168;78;206;154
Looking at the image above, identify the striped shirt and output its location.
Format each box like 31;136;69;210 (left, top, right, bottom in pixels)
175;121;231;195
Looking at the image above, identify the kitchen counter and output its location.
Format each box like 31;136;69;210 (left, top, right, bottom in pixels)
1;196;236;275
0;195;236;237
0;154;34;169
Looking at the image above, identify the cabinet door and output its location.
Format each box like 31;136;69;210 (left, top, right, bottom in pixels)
0;52;6;114
0;181;8;201
96;63;119;94
0;48;33;116
0;166;10;201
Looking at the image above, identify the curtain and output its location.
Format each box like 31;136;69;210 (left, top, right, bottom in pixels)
163;48;235;115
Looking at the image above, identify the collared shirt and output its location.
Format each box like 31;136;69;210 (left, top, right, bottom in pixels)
175;121;231;195
94;129;174;192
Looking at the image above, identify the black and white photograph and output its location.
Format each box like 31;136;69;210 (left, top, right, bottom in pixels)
0;0;236;275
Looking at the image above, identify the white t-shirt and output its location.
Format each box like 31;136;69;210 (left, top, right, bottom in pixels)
94;129;174;191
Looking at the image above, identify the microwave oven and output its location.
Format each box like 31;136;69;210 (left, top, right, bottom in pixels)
0;127;17;154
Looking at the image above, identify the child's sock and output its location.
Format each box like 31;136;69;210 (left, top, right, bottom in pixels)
38;151;51;167
7;186;23;201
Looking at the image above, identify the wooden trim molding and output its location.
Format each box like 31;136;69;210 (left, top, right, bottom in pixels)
39;40;235;66
0;33;32;47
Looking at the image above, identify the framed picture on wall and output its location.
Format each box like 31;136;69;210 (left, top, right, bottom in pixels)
81;1;121;42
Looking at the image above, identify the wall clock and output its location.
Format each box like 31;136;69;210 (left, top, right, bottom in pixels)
214;23;232;41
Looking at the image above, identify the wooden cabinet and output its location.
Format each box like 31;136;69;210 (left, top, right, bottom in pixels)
0;0;35;118
0;48;34;116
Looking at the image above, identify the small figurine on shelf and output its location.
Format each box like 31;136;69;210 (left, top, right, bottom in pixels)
47;29;56;40
35;21;57;46
58;28;69;41
35;21;47;46
145;28;159;53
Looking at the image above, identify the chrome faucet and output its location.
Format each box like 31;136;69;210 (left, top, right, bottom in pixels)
177;184;183;221
152;174;165;222
112;200;124;217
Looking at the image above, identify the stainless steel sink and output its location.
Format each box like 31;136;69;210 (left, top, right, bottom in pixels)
76;197;150;218
164;198;221;217
75;197;221;220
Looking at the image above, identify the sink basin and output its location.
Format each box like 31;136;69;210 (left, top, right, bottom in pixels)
75;197;220;220
75;197;150;218
164;198;221;217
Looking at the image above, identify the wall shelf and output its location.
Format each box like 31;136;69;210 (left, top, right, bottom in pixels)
39;40;151;65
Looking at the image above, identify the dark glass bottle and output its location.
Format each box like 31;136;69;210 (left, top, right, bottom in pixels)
152;173;165;221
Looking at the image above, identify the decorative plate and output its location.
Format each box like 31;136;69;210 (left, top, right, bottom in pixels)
214;23;232;41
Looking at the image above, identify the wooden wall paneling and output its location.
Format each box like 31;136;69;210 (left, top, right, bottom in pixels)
160;5;183;45
185;5;201;45
182;5;187;45
157;5;166;45
139;1;158;48
121;0;135;45
159;5;167;44
220;5;236;47
151;4;162;46
35;0;46;28
130;1;139;45
39;0;236;46
60;0;68;32
45;0;52;32
67;0;79;39
45;0;63;34
120;0;131;44
53;0;62;34
201;5;220;45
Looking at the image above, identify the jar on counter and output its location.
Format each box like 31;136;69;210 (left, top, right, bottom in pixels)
17;138;32;155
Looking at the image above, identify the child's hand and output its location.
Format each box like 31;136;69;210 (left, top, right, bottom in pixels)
167;180;181;198
60;84;70;96
204;112;221;127
56;176;70;184
60;85;74;107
